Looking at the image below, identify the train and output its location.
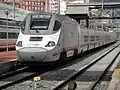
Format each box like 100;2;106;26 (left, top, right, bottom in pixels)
0;19;20;50
15;12;117;65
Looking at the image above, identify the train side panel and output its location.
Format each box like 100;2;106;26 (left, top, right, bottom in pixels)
79;27;89;52
62;21;79;57
109;31;117;43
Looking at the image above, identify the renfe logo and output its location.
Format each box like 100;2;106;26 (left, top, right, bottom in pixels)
27;44;40;47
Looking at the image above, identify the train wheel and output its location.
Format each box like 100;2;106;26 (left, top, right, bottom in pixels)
81;49;84;54
59;51;66;61
74;49;78;58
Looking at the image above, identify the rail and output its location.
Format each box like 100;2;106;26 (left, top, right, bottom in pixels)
0;65;51;89
90;50;120;90
53;44;120;90
0;66;29;80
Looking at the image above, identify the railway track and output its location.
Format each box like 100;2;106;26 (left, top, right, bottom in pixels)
53;44;120;90
0;62;58;90
0;65;50;90
0;42;119;90
0;66;31;89
0;66;29;80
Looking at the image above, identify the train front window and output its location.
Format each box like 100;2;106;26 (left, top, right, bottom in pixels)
21;20;26;31
30;14;51;30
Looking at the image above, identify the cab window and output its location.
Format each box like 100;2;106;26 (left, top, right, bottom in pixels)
21;20;26;31
53;20;61;31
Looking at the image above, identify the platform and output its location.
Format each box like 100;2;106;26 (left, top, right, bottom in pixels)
108;56;120;90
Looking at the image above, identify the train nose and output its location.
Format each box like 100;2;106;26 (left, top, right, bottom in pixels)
18;48;47;61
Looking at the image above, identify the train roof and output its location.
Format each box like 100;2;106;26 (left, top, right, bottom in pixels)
25;12;78;25
0;27;19;33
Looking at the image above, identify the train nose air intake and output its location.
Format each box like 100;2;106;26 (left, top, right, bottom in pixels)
18;48;47;61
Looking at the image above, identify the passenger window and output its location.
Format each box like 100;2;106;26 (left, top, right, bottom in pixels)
90;36;95;41
84;36;88;42
53;21;61;31
8;33;18;39
0;32;7;39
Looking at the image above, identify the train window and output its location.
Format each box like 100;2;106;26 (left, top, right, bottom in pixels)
29;14;51;30
83;36;89;42
8;33;18;39
97;26;102;31
21;20;26;31
30;19;50;30
32;14;51;19
90;36;95;41
96;36;100;41
53;21;61;31
0;32;7;39
0;19;20;26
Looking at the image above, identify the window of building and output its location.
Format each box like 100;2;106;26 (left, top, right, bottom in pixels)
35;7;37;10
29;1;31;5
32;2;34;6
38;2;40;5
23;5;25;9
35;2;37;5
22;1;25;4
32;6;34;9
41;7;43;10
41;2;43;6
26;6;28;10
29;6;31;10
25;1;28;5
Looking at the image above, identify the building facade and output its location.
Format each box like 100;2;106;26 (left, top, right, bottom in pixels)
0;0;9;2
51;0;72;13
18;0;49;12
0;0;72;12
18;0;72;12
0;0;19;7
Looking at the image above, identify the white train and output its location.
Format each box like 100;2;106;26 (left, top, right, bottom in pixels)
15;12;117;64
0;19;19;50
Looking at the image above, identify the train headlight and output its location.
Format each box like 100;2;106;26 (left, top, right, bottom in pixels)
16;41;22;47
45;41;55;47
